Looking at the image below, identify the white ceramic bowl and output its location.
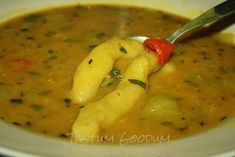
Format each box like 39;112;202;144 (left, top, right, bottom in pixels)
0;0;235;157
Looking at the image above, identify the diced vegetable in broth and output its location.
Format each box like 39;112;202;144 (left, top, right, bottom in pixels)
158;63;176;75
143;94;180;118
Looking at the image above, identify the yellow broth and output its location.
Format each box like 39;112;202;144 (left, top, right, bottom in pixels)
0;5;234;143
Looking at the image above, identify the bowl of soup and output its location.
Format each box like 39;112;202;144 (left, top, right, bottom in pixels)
0;0;235;156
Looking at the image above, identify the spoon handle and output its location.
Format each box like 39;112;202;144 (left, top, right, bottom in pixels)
166;0;235;44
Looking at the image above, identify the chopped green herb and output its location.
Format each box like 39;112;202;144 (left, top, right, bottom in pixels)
139;117;145;121
45;31;56;37
20;91;25;97
107;82;113;86
119;46;127;54
10;98;23;104
128;79;146;89
20;28;29;32
48;55;57;60
161;14;172;20
101;77;116;87
12;122;21;126
109;67;121;78
48;49;54;53
24;14;41;22
64;39;81;43
28;71;41;76
37;44;42;48
96;32;106;38
183;75;201;88
88;59;93;64
64;98;71;104
17;81;23;85
26;121;32;127
30;104;43;111
198;51;207;56
101;67;122;87
43;55;57;63
37;90;51;96
61;26;73;31
218;66;226;73
79;105;85;109
59;133;68;138
199;121;205;126
89;44;97;49
42;130;48;134
219;116;228;121
178;127;188;131
217;52;222;57
161;121;174;127
26;36;35;40
180;60;185;63
64;98;71;107
203;56;209;60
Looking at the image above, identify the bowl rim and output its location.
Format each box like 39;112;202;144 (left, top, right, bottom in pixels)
0;0;234;157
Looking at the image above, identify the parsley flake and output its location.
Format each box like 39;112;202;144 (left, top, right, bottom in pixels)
128;79;146;89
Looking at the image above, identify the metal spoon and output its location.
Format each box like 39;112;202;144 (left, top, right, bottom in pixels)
129;0;235;44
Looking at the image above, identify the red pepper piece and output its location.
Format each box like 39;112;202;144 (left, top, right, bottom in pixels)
143;39;176;65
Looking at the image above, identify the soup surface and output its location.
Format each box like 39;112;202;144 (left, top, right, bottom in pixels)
0;5;234;144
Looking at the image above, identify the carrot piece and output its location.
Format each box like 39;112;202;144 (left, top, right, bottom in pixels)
143;39;176;65
7;58;33;73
